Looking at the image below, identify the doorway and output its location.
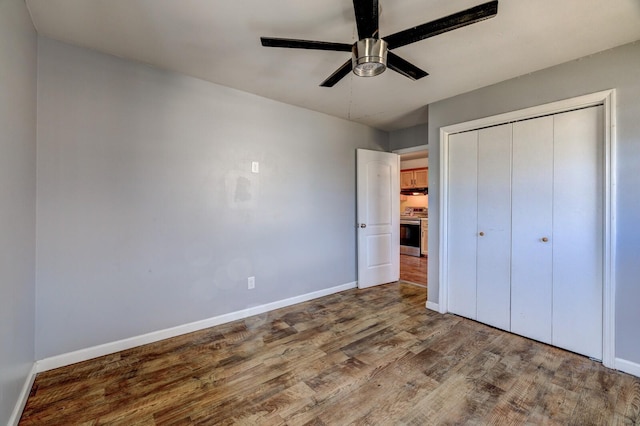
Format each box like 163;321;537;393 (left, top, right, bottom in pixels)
397;148;428;288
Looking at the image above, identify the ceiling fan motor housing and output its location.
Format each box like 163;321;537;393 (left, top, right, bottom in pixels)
352;38;387;77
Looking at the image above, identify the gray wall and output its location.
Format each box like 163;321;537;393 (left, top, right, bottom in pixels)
35;38;389;359
389;123;428;151
0;0;37;422
427;41;640;364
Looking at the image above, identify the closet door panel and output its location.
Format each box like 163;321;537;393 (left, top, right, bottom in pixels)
476;124;512;330
511;116;554;344
552;106;604;359
447;131;478;319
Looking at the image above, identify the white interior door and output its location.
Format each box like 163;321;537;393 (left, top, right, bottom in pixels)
511;115;554;344
447;131;478;319
476;124;512;331
356;149;399;289
552;106;604;359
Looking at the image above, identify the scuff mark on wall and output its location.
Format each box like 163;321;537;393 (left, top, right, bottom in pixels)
224;169;259;210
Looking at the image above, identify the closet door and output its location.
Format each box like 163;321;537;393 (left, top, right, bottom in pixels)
511;116;554;344
552;106;604;359
476;124;512;330
447;131;478;319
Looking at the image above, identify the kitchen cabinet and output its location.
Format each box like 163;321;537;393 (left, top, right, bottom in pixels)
420;218;428;255
400;168;428;189
446;106;604;359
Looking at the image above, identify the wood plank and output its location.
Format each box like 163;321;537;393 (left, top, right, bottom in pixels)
400;253;427;286
19;282;640;425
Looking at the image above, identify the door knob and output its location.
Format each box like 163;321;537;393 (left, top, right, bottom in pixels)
542;237;549;242
360;224;367;228
478;231;485;236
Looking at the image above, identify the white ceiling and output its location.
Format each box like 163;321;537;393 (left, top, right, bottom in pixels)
25;0;640;131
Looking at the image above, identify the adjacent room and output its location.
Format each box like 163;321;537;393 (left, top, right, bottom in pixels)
2;0;640;424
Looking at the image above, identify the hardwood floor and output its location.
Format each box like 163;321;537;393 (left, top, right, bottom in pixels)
20;282;640;425
400;254;427;286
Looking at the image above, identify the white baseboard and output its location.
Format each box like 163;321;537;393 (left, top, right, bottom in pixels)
37;281;357;373
8;362;37;426
426;300;440;312
400;280;426;288
615;357;640;378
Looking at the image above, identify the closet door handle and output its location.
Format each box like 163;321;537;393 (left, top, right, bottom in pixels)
541;237;549;242
478;231;485;236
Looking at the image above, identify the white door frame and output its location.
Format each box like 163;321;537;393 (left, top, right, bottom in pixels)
438;90;616;369
393;144;429;156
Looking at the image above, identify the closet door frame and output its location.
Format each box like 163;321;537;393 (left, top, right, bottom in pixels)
437;89;616;369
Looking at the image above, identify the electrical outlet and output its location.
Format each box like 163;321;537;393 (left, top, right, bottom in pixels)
251;161;259;173
248;276;255;289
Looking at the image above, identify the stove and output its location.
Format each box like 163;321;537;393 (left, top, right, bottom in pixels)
401;207;428;220
400;207;427;256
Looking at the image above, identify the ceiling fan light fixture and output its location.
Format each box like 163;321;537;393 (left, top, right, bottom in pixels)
352;38;387;77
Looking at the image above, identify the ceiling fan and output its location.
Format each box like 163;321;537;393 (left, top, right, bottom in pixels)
261;0;499;87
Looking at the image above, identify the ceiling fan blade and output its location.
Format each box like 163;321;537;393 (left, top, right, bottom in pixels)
353;0;379;39
383;0;499;49
320;59;353;87
386;52;429;80
260;37;353;52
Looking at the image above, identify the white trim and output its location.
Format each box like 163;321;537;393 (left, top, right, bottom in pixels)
440;90;615;135
401;280;426;288
615;358;640;378
439;90;616;365
602;90;617;369
8;363;37;426
438;125;450;316
392;144;428;155
37;281;357;372
426;300;440;312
